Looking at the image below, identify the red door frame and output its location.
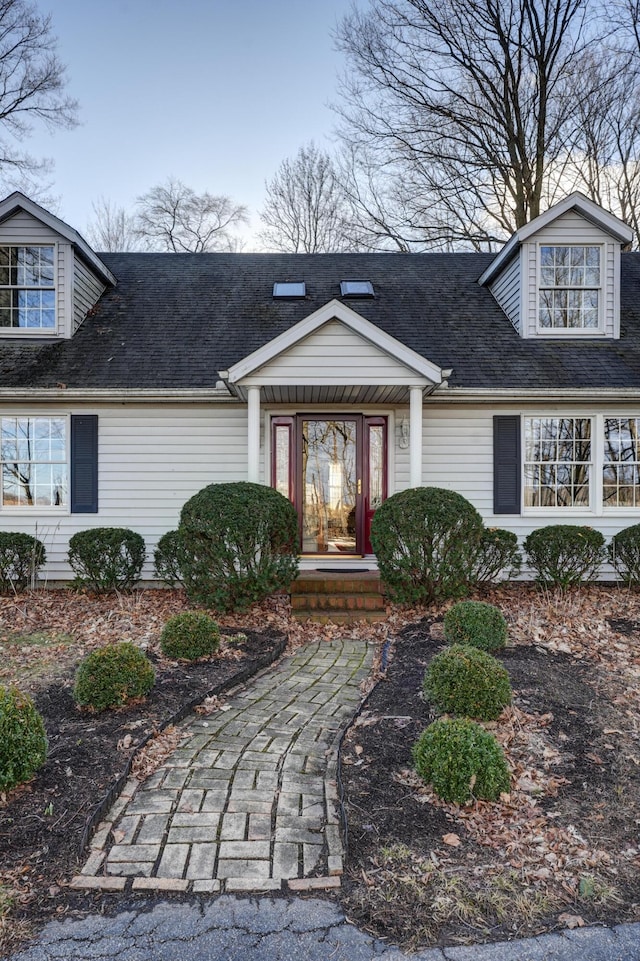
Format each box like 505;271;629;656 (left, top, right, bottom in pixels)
270;414;388;555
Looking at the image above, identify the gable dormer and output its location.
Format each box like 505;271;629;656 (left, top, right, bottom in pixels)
479;193;634;340
0;192;116;340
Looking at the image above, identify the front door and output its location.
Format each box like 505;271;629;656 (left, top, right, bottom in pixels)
271;414;387;555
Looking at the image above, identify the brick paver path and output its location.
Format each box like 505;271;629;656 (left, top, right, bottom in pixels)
76;639;374;894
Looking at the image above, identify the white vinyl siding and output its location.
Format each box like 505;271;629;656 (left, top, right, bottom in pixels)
0;403;249;581
523;211;618;338
249;320;428;386
488;251;521;331
73;257;107;333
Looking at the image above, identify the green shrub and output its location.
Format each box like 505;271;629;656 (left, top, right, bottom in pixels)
0;532;46;594
68;528;146;592
609;524;640;585
470;528;521;585
524;525;606;588
424;644;512;721
154;530;185;587
413;717;510;803
160;612;220;660
370;487;483;605
74;642;155;712
0;686;47;791
443;601;508;652
178;482;299;612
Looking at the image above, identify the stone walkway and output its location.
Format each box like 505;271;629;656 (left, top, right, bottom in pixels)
74;639;374;894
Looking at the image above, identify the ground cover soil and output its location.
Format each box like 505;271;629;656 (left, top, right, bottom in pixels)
340;585;640;950
0;589;288;956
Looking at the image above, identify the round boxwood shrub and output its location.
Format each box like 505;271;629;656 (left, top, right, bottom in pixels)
424;644;512;721
68;528;146;592
443;600;508;652
524;525;606;588
0;685;47;791
370;487;483;605
0;532;47;594
74;642;155;712
160;612;220;660
154;530;185;587
609;523;640;585
470;528;521;585
413;717;510;803
178;482;299;612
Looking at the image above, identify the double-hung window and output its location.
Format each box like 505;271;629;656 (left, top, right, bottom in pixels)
524;417;592;508
603;417;640;507
0;245;55;330
538;245;601;331
0;416;67;508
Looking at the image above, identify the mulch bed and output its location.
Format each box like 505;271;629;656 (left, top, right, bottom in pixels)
0;597;286;956
340;587;640;950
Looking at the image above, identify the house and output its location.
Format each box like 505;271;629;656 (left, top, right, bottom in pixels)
0;189;638;583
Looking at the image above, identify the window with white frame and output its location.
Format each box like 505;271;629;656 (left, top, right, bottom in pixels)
524;417;592;508
0;246;55;330
538;245;601;330
603;417;640;507
0;416;67;507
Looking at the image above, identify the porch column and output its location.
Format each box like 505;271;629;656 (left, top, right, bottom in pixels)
247;386;261;483
409;385;423;487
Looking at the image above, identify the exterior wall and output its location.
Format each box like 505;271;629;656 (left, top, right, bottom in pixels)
489;251;521;332
523;210;619;338
251;320;427;385
0;402;248;581
73;257;107;333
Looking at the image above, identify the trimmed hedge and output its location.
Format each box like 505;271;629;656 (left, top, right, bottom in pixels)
178;482;299;612
413;717;510;803
160;612;220;660
0;532;46;594
370;487;483;605
524;525;606;588
443;601;508;652
0;685;48;791
68;528;146;592
74;642;155;712
154;530;185;588
609;523;640;585
423;644;512;721
470;528;521;585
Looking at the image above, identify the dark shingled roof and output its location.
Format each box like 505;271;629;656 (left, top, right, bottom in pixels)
2;251;640;390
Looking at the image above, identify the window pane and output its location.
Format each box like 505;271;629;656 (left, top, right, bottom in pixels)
524;416;591;508
274;426;291;500
0;416;67;508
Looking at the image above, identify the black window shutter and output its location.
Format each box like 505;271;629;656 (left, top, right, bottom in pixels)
493;416;521;514
71;415;98;513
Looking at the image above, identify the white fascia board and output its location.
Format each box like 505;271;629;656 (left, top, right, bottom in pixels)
428;386;640;404
226;299;443;385
478;192;634;287
0;387;235;404
0;191;117;287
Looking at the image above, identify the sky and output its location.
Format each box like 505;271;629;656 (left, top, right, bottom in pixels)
23;0;363;246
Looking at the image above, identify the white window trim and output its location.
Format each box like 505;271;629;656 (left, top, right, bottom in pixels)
522;412;640;516
535;242;604;337
0;241;58;338
0;412;70;514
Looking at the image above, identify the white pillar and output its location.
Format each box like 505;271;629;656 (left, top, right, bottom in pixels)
409;385;423;487
247;386;261;483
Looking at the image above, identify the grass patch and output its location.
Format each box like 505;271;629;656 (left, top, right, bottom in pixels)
2;631;74;647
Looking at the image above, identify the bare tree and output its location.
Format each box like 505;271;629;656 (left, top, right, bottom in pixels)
134;178;248;253
85;197;138;252
259;143;362;252
334;0;603;249
0;0;78;192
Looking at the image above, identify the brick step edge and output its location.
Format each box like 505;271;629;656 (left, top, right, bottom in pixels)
292;611;388;625
291;594;386;612
290;579;383;595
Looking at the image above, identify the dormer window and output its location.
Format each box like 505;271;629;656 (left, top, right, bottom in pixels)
0;245;55;330
538;245;601;331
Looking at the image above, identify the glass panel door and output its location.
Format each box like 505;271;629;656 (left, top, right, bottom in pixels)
364;417;387;554
300;419;358;553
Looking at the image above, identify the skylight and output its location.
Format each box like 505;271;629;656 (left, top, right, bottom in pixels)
273;282;306;298
340;281;375;298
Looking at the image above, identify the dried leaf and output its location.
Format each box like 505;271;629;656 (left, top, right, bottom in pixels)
558;913;586;929
442;833;461;847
